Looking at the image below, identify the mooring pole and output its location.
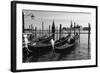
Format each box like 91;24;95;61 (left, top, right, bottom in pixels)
31;24;34;34
52;20;55;40
22;12;25;33
74;22;76;36
79;24;80;44
49;25;50;37
30;25;32;33
70;21;73;34
35;27;37;39
74;22;76;59
42;22;44;37
59;24;62;39
88;23;90;58
51;20;56;60
57;26;58;40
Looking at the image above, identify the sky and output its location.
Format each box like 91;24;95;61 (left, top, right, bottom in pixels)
23;10;91;30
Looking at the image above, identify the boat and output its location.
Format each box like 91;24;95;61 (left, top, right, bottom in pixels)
28;42;52;56
39;35;52;43
28;32;78;55
30;35;53;44
54;33;79;53
28;34;71;55
55;33;71;47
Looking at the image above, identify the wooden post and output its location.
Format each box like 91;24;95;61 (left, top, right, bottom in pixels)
32;25;34;39
70;21;73;34
62;27;63;37
79;25;80;44
49;25;50;37
88;23;90;58
42;22;44;36
74;22;76;36
74;22;76;59
31;24;33;34
22;12;25;33
52;20;55;40
59;24;62;39
35;27;37;39
56;26;58;40
30;25;32;33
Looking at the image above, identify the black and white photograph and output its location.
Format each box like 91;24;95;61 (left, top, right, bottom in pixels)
22;10;91;63
11;1;97;72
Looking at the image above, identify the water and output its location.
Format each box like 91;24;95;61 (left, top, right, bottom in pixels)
23;31;91;63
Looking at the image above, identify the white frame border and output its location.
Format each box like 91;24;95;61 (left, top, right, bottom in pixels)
16;3;96;70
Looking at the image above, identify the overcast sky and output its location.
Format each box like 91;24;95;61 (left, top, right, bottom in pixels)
23;10;91;30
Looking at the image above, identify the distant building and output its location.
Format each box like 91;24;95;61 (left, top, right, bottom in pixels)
83;27;91;31
62;27;70;31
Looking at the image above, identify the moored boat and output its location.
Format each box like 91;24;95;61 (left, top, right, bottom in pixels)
30;35;53;44
28;42;52;55
27;34;71;55
54;33;79;53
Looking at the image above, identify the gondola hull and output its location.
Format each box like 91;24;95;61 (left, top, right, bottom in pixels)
55;41;77;53
32;35;52;44
28;43;52;55
54;35;79;53
28;34;71;54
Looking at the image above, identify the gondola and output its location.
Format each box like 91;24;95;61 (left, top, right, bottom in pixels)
55;33;71;47
39;35;52;43
28;33;71;55
23;34;53;62
54;33;79;53
28;42;52;55
30;35;53;44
